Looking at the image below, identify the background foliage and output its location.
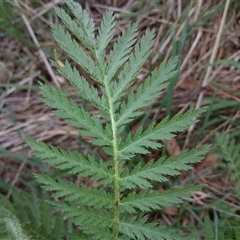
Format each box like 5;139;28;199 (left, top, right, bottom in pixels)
0;0;240;239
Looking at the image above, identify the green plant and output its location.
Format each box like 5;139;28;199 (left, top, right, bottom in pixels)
0;187;73;240
190;210;240;240
188;132;240;240
215;132;240;197
4;215;30;240
26;0;209;239
0;1;27;43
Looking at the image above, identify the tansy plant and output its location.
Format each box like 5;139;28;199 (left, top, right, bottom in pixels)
27;0;209;239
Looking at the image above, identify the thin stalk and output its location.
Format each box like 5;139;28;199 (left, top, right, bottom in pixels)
104;79;120;239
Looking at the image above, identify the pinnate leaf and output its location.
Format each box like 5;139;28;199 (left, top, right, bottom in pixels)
26;1;209;239
120;145;209;190
119;108;207;159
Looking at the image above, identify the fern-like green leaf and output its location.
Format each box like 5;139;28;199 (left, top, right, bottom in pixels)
53;60;109;113
65;0;96;46
54;6;96;53
116;57;178;127
111;30;155;103
27;138;113;185
27;1;209;238
105;23;138;83
51;24;103;82
35;175;114;210
1;189;67;240
119;108;207;159
121;185;201;213
49;201;113;233
120;146;209;190
4;216;30;240
119;218;187;240
96;10;116;62
39;82;111;146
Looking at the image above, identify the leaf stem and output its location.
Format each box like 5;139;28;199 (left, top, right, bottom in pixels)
104;80;120;239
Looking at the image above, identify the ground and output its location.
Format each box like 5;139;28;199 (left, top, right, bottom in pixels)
0;0;240;239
